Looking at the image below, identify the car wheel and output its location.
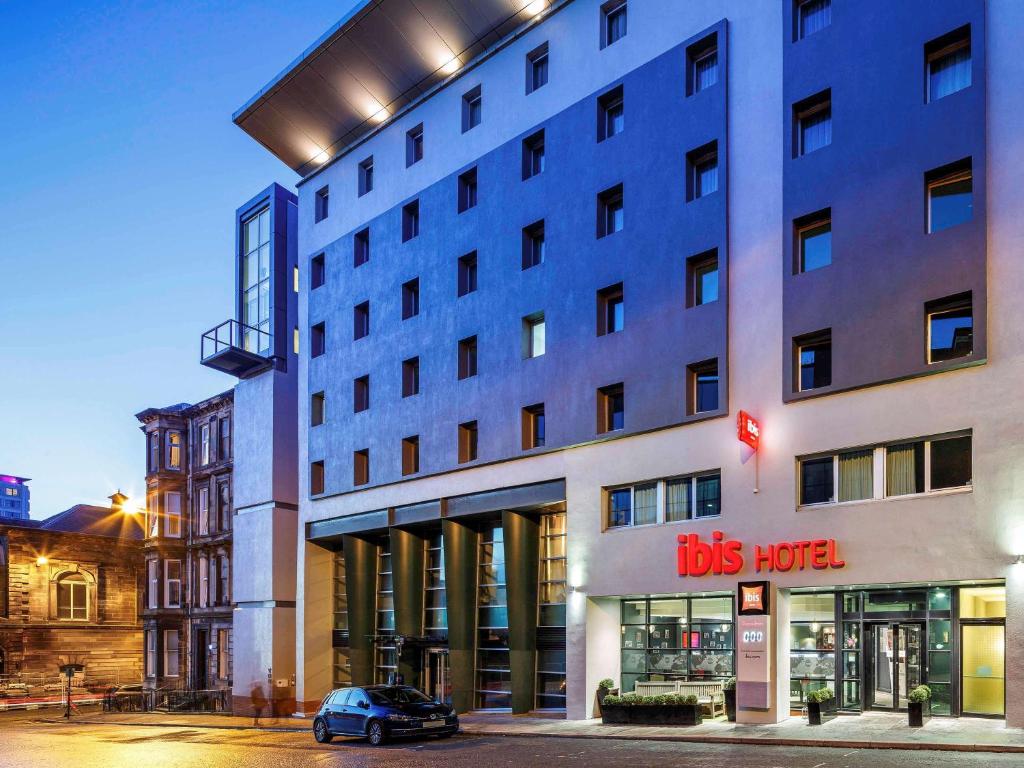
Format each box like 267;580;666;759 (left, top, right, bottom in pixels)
313;718;333;744
367;719;387;746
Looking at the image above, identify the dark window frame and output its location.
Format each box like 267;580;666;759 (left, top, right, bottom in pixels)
522;220;546;270
527;42;549;94
458;251;478;296
597;283;624;336
458;421;478;463
353;301;370;341
458;336;478;380
406;123;424;166
794;329;832;392
462;85;482;132
402;200;420;241
458;167;478;213
522;403;546;450
926;292;973;364
311;391;326;426
597;183;624;238
522;130;545;180
402;278;420;320
597;383;625;434
794;208;832;274
311;253;326;290
687;359;720;415
354;228;370;267
310;322;326;359
402;357;420;398
597;85;624;142
686;33;718;97
315;186;330;223
686;141;719;201
358;156;374;196
353;375;370;413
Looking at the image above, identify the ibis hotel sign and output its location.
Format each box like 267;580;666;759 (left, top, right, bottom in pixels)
677;531;846;577
736;581;772;710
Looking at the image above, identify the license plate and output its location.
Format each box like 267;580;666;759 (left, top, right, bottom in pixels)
422;719;446;728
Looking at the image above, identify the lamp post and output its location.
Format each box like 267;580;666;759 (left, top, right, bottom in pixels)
58;663;84;719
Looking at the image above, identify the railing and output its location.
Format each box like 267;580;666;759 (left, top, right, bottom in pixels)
104;687;230;714
0;672;132;711
200;319;271;363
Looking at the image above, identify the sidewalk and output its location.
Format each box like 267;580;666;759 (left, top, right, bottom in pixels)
39;709;1024;753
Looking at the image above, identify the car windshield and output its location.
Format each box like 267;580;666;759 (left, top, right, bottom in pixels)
368;687;433;705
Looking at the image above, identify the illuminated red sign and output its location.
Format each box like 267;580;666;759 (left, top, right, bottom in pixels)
737;410;760;450
677;531;845;576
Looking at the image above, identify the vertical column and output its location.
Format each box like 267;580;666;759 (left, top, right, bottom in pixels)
502;510;539;714
391;527;425;687
343;534;377;687
297;541;333;714
738;583;789;724
442;518;478;714
1005;567;1024;726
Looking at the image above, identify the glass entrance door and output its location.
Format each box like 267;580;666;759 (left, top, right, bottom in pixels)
424;648;451;706
869;623;922;710
961;624;1005;716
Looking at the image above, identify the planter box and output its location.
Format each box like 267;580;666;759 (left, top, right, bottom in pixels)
724;689;736;722
908;700;931;727
807;699;838;725
601;704;702;726
595;687;618;715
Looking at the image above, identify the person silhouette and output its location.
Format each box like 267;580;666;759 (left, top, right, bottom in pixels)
250;682;267;726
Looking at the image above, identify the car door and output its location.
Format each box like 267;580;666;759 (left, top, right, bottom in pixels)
324;689;350;733
347;689;371;734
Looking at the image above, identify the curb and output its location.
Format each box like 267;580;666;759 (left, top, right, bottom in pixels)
41;718;309;733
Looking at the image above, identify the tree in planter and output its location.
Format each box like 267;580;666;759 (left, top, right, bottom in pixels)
806;686;837;725
723;677;737;722
907;684;932;727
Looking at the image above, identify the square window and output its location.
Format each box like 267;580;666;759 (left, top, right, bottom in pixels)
527;43;549;93
927;26;971;102
402;200;420;241
695;473;721;517
462;86;482;132
353;375;370;413
794;90;831;157
402;357;420;397
665;477;693;522
927;292;973;363
402;436;419;476
353;450;369;486
458;421;478;463
687;249;719;306
358;156;374;196
687;142;718;201
597;383;624;433
927;159;972;233
311;391;326;426
522;220;545;269
597;283;624;335
458;167;478;213
310;460;325;496
597;183;624;237
795;330;832;392
353;301;370;340
458;336;478;379
688;359;719;414
402;278;420;320
522;403;546;450
885;441;925;496
523;312;546;359
930;435;972;489
602;0;627;48
354;228;370;267
311;322;326;358
406;124;424;166
315;186;329;223
598;85;624;141
458;251;478;296
607;487;632;527
687;34;718;96
523;130;545;180
795;209;832;273
311;253;326;289
800;456;834;505
795;0;830;41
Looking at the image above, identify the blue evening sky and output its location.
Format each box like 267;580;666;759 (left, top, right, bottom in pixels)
0;1;355;517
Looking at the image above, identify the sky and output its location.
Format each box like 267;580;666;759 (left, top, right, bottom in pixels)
0;0;358;518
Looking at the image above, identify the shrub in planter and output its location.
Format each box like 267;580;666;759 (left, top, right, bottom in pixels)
806;687;837;725
907;685;932;727
600;692;703;726
596;678;618;712
723;677;737;722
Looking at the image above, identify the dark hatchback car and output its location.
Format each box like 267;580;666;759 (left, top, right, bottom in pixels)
313;685;458;746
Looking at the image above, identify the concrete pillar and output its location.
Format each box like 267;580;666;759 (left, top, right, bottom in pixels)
502;510;539;714
1005;564;1024;726
575;597;620;720
343;534;378;687
442;518;478;714
738;583;790;724
391;527;425;687
297;541;333;714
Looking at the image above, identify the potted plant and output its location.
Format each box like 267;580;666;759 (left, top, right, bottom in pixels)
723;677;736;722
907;684;931;727
600;693;702;726
806;687;837;725
596;678;617;713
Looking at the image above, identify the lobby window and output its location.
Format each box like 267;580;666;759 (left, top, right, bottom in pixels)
795;0;830;41
522;403;546;449
354;375;370;413
311;253;326;289
166;430;181;470
458;336;478;379
311;391;326;426
927;293;973;363
458;251;478;296
402;278;420;320
523;130;545;180
687;249;719;306
597;184;624;237
402;357;420;398
458;167;478;213
795;330;832;392
402;200;420;241
523;312;546;358
597;283;624;335
401;436;419;476
537;512;567;710
358;156;373;196
314;186;329;223
527;42;549;94
789;594;835;706
310;460;325;495
597;383;624;433
354;228;370;267
353;450;369;486
164;560;182;608
522;220;545;270
686;34;718;96
375;540;395;683
56;573;88;620
164;630;180;677
794;90;831;156
601;0;627;48
458;421;478;463
424;534;447;637
795;209;832;273
475;524;509;708
687;142;718;201
688;359;719;415
926;26;971;103
353;302;369;340
462;85;482;132
311;321;326;358
927;159;972;233
406;123;424;166
598;85;624;141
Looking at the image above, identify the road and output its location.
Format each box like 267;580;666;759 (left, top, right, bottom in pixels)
0;714;1019;768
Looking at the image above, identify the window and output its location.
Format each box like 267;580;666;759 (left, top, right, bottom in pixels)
402;357;420;397
522;403;546;450
458;252;478;296
358;156;373;196
145;630;157;677
597;184;624;237
354;228;370;267
598;85;624;141
927;159;972;233
165;560;181;608
402;278;420;319
597;383;624;433
687;250;719;306
311;321;326;357
606;472;722;528
200;423;211;466
458;336;478;379
799;456;836;505
523;312;546;359
795;209;832;273
354;375;370;413
597;283;624;335
688;359;719;414
794;90;831;156
458;421;478;463
147;559;159;609
218;483;231;532
56;573;88;620
402;436;420;476
927;293;973;363
353;450;369;486
795;0;830;41
402;200;420;241
522;220;545;269
294;264;299;293
197;487;209;536
311;253;325;289
475;523;509;708
523;130;545;180
353;302;370;340
219;417;230;460
165;491;182;538
527;42;549;93
458;167;478;213
795;330;831;392
406;124;424;166
217;629;230;680
240;206;271;355
148;431;159;473
309;392;325;427
687;34;718;96
311;460;325;495
199;556;209;607
315;186;329;222
927;26;971;103
602;0;627;47
166;431;181;470
424;534;447;637
462;85;482;132
217;555;230;605
687;142;718;200
148;494;159;538
164;630;180;678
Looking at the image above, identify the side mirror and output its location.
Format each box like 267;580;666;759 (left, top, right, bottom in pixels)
359;700;370;709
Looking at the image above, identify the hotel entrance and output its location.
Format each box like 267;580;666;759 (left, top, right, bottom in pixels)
423;648;451;706
866;622;923;710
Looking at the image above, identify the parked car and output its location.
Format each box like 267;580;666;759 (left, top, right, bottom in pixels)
313;685;458;746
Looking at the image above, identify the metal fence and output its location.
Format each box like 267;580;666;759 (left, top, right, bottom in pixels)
0;673;125;711
104;688;230;713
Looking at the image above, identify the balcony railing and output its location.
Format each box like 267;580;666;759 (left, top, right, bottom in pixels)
200;319;273;377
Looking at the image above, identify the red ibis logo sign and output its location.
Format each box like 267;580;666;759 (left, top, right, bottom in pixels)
677;531;845;576
737;410;760;450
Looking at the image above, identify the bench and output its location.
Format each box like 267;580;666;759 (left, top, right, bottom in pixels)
633;680;725;718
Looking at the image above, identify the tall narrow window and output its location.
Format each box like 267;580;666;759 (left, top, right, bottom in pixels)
462;86;482;132
598;85;624;141
219;417;230;459
164;630;180;677
315;186;329;222
927;293;973;363
597;283;624;335
522;220;545;269
602;0;627;47
358;156;374;196
794;90;831;156
197;487;209;536
311;321;326;357
598;383;624;433
458;421;478;463
597;184;624;237
795;209;832;273
311;253;326;289
522;403;546;450
165;491;182;538
164;560;182;608
687;34;718;96
56;574;88;620
458;336;478;379
687;142;718;200
458;168;478;213
354;375;370;413
402;278;420;320
145;630;157;677
311;391;326;426
527;42;549;93
523;130;545;180
795;330;832;392
795;0;831;41
310;460;325;495
402;436;420;476
148;431;159;473
240;206;271;355
458;252;478;296
406;124;424;166
523;313;546;359
688;359;720;414
927;159;973;233
687;249;719;306
800;456;835;505
402;200;420;241
166;431;181;470
927;26;971;103
353;450;369;486
147;560;159;609
353;302;370;340
354;228;370;267
402;357;420;397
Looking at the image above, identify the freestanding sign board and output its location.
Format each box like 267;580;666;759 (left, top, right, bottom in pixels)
736;581;771;710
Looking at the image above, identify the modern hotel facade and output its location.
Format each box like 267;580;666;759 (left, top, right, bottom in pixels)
207;0;1024;724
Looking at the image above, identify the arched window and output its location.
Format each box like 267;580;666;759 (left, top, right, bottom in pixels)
56;573;89;620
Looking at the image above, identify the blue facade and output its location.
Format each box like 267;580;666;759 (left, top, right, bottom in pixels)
0;475;30;521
